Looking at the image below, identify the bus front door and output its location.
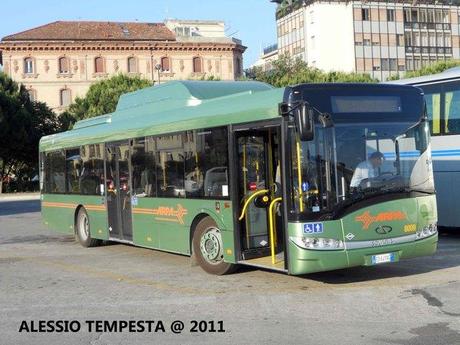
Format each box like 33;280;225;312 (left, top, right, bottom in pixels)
106;141;133;242
235;128;284;264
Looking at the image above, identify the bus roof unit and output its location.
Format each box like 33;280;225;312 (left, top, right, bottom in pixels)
40;81;282;151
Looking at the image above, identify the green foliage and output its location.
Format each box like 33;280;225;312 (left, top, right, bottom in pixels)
247;54;377;87
199;75;221;81
61;74;152;129
0;72;59;192
387;59;460;81
276;0;304;20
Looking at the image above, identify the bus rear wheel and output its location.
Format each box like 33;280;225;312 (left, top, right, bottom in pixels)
192;217;236;275
76;207;101;248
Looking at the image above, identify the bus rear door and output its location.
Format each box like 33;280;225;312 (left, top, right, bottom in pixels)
105;141;133;242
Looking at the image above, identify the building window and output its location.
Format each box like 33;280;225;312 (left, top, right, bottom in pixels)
389;58;397;71
397;34;404;46
193;57;202;73
94;57;104;73
127;57;137;73
175;26;191;37
445;34;452;47
27;89;36;102
58;57;70;74
362;8;370;21
24;57;34;74
60;89;71;107
363;39;371;46
387;9;395;22
161;57;170;72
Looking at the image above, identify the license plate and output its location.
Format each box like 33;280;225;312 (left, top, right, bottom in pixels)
371;253;396;265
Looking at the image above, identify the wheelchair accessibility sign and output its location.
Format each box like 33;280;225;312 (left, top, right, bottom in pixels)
303;222;324;234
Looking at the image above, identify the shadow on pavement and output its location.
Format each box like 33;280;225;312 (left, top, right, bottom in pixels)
0;200;40;216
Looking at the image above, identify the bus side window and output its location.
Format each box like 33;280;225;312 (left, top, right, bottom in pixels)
65;148;82;194
156;134;185;198
45;150;66;194
444;89;460;134
425;92;441;135
131;137;157;197
184;127;229;199
80;144;104;196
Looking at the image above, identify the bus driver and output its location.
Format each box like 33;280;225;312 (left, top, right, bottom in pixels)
350;151;384;188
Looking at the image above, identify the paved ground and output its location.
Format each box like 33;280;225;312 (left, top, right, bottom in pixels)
1;200;460;345
0;192;40;202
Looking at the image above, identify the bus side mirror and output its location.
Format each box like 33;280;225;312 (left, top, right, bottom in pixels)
295;103;315;141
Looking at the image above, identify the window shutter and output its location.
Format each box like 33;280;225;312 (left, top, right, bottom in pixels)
161;57;170;72
60;89;71;106
193;57;202;73
59;58;69;73
128;57;136;73
95;57;104;73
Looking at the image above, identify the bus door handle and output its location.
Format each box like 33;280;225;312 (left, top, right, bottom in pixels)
269;197;283;265
238;189;269;221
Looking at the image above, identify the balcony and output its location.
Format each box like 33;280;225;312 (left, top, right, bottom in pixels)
406;46;452;55
404;22;451;31
263;43;278;56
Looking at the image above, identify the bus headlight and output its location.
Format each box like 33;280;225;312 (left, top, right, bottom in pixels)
416;223;437;240
290;236;344;250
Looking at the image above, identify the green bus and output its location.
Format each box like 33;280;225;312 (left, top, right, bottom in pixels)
40;81;438;275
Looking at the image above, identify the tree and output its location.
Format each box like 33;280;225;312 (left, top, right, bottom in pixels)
0;72;60;193
387;59;460;81
61;74;152;129
247;54;377;87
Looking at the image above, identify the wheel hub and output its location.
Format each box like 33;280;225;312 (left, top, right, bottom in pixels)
200;228;223;264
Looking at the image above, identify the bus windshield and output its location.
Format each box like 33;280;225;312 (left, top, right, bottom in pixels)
291;120;435;219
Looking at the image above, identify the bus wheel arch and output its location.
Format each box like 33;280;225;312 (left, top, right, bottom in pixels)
75;206;101;248
74;205;84;235
190;214;236;275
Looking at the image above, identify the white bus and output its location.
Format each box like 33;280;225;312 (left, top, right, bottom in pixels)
390;67;460;228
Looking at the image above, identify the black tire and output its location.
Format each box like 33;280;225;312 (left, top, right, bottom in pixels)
75;207;102;248
192;217;236;275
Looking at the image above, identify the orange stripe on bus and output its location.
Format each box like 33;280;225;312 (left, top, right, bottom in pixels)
42;202;106;211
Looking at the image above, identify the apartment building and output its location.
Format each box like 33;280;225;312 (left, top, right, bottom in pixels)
272;0;460;80
0;20;245;112
251;43;279;71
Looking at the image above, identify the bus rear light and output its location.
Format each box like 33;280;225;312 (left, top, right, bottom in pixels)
290;236;344;250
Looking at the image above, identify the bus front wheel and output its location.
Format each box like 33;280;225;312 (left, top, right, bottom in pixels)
192;217;236;275
76;207;102;248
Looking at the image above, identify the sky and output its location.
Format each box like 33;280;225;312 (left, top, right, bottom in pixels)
0;0;278;68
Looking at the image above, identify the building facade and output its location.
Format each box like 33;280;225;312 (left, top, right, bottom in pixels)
0;20;245;112
251;43;279;71
272;0;460;80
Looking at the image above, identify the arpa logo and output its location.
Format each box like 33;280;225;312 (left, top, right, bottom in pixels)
355;211;407;230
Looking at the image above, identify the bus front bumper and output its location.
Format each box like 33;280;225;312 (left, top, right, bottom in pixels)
288;234;438;276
